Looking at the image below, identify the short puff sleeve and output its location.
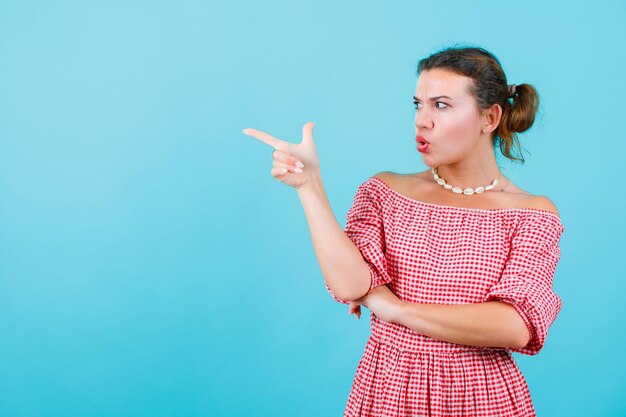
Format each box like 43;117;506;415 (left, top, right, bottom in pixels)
325;178;393;304
483;213;565;355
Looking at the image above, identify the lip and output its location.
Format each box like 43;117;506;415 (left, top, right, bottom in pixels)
416;135;429;153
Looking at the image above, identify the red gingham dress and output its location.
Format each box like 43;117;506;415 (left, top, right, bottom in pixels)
326;176;565;417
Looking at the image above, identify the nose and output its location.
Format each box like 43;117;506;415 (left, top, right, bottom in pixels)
415;107;433;130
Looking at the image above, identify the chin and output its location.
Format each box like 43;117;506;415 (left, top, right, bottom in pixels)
419;157;437;169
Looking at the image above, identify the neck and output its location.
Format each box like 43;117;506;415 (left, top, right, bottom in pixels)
434;153;501;190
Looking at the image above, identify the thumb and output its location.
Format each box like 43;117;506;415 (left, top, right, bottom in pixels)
301;121;315;145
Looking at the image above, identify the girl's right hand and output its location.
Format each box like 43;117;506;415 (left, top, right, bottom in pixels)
242;122;321;190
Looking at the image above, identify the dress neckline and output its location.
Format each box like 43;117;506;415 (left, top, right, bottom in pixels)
368;176;562;221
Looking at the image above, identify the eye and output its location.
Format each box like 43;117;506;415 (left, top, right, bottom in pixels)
435;101;448;109
413;100;421;110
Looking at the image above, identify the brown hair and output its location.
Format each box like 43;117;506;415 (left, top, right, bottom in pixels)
417;45;539;164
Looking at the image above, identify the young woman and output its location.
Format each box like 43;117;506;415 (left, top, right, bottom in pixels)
243;46;564;417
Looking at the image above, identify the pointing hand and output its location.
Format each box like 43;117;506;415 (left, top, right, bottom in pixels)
243;122;321;190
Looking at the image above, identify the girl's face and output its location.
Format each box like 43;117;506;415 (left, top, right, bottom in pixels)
414;69;486;166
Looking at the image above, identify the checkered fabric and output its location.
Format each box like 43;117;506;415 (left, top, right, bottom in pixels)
325;176;565;416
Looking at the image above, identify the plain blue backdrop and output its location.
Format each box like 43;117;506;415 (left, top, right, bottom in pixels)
1;1;625;416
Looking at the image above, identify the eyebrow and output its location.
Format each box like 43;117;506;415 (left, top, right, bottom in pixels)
413;95;453;101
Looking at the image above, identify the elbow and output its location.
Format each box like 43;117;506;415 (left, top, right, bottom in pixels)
332;285;369;303
497;302;532;349
511;325;531;349
330;277;371;303
329;262;372;302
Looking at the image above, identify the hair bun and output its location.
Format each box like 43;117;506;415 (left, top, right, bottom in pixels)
507;84;517;98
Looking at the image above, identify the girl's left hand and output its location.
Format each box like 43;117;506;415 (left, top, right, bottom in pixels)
348;285;405;323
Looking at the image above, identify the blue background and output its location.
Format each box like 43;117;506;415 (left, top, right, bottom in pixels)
1;1;624;416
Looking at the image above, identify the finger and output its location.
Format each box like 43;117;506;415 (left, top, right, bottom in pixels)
349;302;361;314
271;165;291;178
242;128;285;150
273;160;303;174
301;121;315;145
356;306;361;319
349;302;357;315
273;149;305;169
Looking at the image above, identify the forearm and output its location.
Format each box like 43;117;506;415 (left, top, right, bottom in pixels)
296;174;370;301
395;300;530;349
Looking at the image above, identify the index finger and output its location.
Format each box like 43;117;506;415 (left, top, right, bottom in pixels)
242;128;284;150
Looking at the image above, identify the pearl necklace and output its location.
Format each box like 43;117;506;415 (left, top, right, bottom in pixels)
431;167;502;195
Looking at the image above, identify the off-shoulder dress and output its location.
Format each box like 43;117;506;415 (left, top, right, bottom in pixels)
326;176;565;417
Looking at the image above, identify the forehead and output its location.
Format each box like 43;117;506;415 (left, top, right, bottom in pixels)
415;69;473;97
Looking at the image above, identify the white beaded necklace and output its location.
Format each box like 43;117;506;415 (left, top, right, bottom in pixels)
431;167;502;195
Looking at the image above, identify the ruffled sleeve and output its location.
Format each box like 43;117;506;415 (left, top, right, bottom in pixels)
325;177;393;304
483;212;565;355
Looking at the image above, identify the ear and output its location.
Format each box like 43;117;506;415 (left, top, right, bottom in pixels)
481;103;502;134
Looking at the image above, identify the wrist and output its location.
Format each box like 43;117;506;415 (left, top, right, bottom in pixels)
392;299;408;325
296;173;325;196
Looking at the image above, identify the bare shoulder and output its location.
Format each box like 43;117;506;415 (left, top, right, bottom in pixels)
373;170;428;184
527;195;560;216
372;171;399;186
372;170;433;197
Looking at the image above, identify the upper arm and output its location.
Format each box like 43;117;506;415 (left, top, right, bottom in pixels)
529;195;560;216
